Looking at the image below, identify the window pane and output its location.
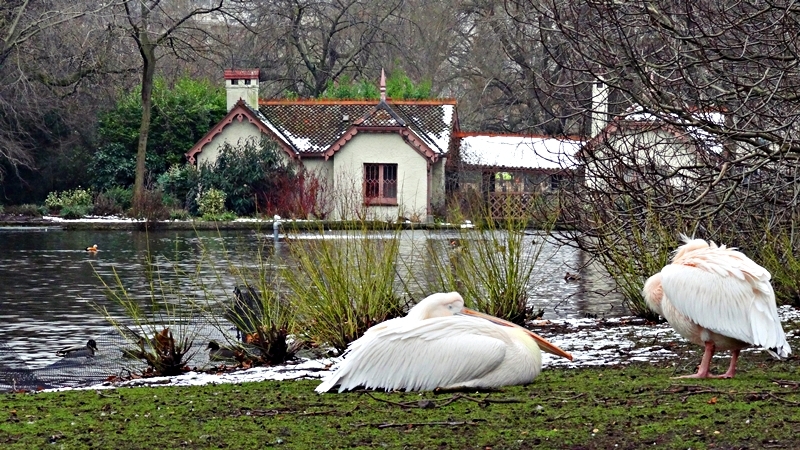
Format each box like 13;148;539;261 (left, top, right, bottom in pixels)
383;165;397;199
365;164;380;198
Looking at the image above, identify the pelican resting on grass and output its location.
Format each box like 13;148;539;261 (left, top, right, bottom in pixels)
643;236;791;378
56;339;98;358
315;292;573;393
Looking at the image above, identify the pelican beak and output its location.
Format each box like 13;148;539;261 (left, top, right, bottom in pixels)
461;308;573;361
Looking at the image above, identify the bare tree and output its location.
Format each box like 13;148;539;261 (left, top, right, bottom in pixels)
0;0;121;181
497;0;800;308
241;0;404;97
112;0;225;213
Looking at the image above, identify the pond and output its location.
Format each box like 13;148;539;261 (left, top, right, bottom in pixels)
0;227;626;372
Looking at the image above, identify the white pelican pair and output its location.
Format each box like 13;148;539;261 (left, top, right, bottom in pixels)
644;236;791;378
316;292;573;393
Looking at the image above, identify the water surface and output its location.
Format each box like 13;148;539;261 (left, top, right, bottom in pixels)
0;228;625;370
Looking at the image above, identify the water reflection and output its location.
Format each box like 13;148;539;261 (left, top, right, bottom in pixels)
0;228;625;369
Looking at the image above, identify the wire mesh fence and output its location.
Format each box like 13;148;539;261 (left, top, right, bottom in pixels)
0;321;232;393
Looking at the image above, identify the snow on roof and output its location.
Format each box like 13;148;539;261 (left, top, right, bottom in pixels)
620;107;725;154
459;134;583;170
421;104;455;153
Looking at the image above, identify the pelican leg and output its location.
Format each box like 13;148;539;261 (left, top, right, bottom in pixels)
674;341;715;379
711;349;739;379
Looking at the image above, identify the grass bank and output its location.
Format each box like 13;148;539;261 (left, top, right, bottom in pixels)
2;360;799;449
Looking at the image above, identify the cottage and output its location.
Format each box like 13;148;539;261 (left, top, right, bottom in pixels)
450;132;583;218
187;69;458;222
581;106;726;190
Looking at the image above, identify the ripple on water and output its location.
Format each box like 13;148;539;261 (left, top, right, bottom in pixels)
0;229;626;370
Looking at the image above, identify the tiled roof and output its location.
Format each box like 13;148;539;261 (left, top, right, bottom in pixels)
257;99;457;155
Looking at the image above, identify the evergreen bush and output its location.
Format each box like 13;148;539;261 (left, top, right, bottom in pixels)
45;187;93;213
196;138;295;217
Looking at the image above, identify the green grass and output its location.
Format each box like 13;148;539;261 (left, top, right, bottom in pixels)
2;359;799;449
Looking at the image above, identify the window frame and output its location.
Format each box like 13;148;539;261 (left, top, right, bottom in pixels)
363;163;398;206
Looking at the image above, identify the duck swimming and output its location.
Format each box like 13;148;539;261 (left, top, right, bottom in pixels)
56;339;98;358
207;341;238;361
564;271;581;282
86;244;98;252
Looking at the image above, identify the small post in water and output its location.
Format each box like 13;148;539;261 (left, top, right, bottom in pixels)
273;215;281;242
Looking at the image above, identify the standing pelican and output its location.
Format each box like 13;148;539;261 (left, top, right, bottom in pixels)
315;292;573;393
643;236;791;378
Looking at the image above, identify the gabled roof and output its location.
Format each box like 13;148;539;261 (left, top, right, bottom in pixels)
187;97;459;164
185;100;296;164
454;132;583;172
583;106;726;157
257;98;457;158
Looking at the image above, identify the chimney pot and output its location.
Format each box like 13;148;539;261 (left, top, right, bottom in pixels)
224;69;260;111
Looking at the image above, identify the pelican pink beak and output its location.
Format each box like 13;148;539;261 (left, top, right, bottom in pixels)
461;308;573;361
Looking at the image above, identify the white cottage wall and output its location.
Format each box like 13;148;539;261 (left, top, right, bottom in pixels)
584;129;699;190
196;121;264;168
332;133;429;221
429;157;446;213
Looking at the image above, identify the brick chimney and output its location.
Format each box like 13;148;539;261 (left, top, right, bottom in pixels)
224;69;260;111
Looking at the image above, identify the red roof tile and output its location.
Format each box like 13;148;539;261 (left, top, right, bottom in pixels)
257;100;458;155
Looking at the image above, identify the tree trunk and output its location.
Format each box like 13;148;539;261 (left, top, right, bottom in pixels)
132;37;156;216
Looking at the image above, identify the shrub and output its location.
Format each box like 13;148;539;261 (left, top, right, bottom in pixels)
412;216;553;325
61;205;89;219
93;76;226;190
93;261;201;377
104;186;133;211
197;137;296;216
169;209;190;221
131;188;170;221
5;204;43;217
158;164;199;210
92;193;123;216
88;143;138;192
46;187;93;214
319;69;432;100
197;188;227;218
207;280;297;366
754;229;800;306
262;170;332;219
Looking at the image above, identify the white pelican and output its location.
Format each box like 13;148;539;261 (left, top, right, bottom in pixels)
315;292;573;393
643;236;791;378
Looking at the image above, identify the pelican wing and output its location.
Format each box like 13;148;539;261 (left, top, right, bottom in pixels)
316;315;510;393
660;254;790;356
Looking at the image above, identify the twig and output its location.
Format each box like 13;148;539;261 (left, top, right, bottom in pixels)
663;384;723;395
439;393;522;406
364;391;521;409
356;420;484;429
772;379;800;388
363;391;418;408
768;393;800;405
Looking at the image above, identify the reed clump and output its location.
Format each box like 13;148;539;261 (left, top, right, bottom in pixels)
93;253;202;376
281;224;406;354
413;205;553;325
